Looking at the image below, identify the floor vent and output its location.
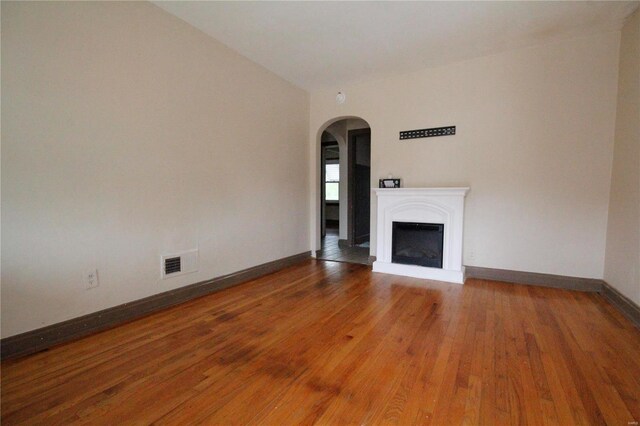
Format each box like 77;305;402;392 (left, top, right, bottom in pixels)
161;249;198;279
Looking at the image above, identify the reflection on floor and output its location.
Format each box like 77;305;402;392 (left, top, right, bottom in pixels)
316;228;370;265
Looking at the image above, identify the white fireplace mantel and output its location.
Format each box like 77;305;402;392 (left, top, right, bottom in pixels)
372;187;469;284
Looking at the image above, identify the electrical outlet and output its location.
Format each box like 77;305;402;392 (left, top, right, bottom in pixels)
85;269;99;290
467;250;476;262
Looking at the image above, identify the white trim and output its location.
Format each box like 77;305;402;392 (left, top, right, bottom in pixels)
373;262;465;284
373;187;470;197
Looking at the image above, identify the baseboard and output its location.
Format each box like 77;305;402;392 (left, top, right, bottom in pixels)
600;281;640;329
1;251;311;360
464;266;603;292
368;255;376;265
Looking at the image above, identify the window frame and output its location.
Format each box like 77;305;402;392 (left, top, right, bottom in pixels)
324;161;340;202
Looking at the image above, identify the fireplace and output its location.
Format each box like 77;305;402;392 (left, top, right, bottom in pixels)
373;187;469;284
392;222;444;268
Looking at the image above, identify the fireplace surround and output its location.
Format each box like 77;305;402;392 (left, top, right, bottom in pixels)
372;187;469;284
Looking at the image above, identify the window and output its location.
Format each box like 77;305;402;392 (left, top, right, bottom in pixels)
325;163;339;201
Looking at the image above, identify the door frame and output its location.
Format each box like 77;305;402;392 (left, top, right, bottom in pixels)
347;128;371;246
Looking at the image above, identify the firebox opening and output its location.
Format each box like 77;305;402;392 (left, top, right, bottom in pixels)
392;222;444;268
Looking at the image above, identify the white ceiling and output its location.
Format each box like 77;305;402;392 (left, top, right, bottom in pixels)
154;1;639;90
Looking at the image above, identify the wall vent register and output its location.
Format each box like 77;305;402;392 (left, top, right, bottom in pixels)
164;257;181;275
399;126;456;140
161;249;199;279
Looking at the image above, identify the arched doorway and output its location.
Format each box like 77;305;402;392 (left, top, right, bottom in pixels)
314;117;371;265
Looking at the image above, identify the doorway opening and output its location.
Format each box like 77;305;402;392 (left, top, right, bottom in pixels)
348;128;371;248
316;118;371;265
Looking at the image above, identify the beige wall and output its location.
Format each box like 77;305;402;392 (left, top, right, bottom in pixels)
310;31;621;280
604;9;640;304
1;1;309;337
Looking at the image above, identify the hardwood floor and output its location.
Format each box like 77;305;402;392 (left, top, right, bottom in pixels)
2;259;639;425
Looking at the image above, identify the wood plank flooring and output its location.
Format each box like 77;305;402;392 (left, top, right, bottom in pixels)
2;259;639;425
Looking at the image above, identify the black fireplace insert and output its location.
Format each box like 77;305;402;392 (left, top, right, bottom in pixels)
392;222;444;268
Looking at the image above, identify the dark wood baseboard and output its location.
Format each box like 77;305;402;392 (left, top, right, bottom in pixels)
464;266;604;292
600;281;640;328
1;251;311;360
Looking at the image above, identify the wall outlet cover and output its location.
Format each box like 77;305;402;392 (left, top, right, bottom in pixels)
85;269;99;289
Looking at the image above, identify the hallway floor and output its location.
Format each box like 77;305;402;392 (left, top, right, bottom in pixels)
315;228;370;265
